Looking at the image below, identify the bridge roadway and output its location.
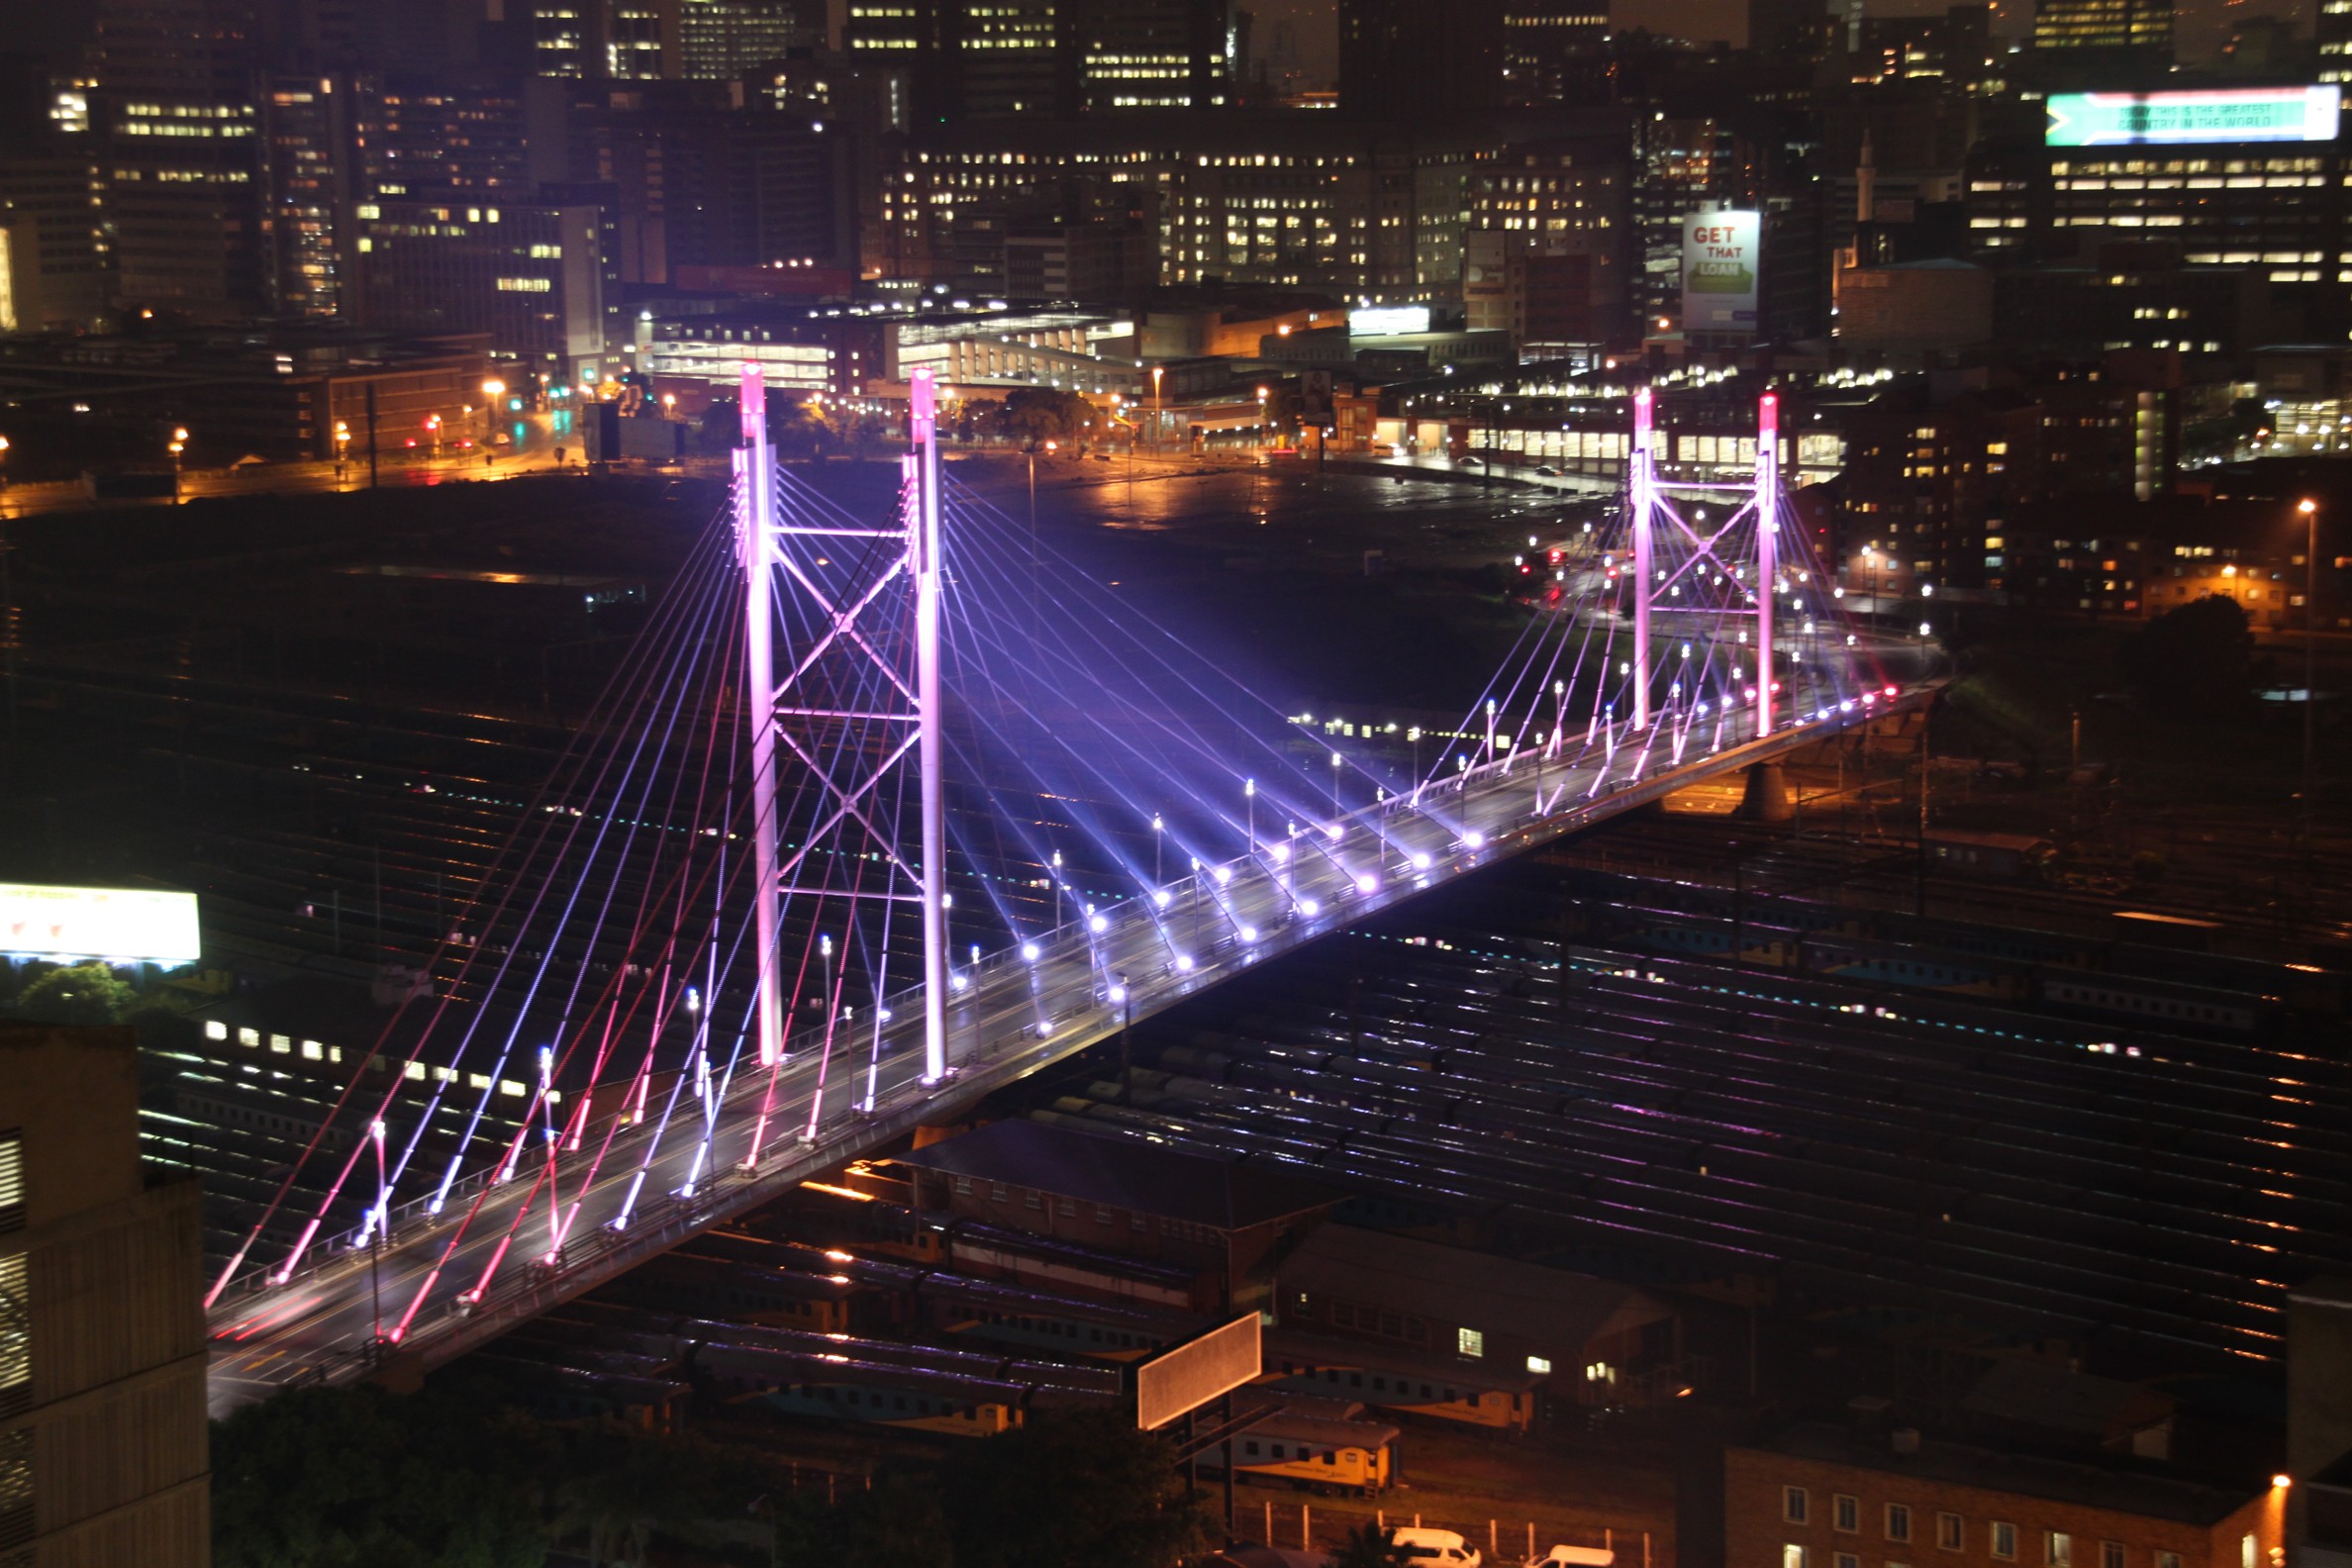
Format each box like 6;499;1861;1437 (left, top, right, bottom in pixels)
206;686;1922;1414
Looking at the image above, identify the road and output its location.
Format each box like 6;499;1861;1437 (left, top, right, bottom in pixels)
204;674;1917;1415
0;412;592;517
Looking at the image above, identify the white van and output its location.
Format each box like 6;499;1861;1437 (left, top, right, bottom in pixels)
1393;1529;1483;1568
1534;1548;1615;1568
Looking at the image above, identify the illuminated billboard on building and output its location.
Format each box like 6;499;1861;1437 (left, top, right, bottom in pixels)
1681;211;1760;335
1;883;201;964
2045;86;2342;147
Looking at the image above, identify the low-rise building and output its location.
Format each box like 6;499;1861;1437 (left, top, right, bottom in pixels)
889;1118;1335;1314
1728;1425;2287;1568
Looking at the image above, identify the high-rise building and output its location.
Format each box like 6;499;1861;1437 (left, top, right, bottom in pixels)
1076;0;1232;111
262;75;355;319
1464;133;1632;346
355;75;536;199
0;1024;212;1568
845;0;1229;123
87;0;271;320
530;0;814;80
0;157;113;333
2030;0;2172;62
1500;7;1609;105
354;197;615;378
1746;0;1835;60
1339;0;1505;119
2321;0;2352;82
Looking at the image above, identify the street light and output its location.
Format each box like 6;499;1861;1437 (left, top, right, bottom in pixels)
334;420;350;478
2299;497;2320;836
482;379;507;455
1255;385;1269;452
425;413;442;459
1151;364;1164;453
168;428;188;503
1152;813;1164;886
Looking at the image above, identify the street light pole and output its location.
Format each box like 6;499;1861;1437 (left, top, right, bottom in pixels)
168;427;188;503
2300;497;2320;839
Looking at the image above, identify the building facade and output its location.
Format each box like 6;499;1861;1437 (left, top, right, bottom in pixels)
1728;1431;2283;1568
1;1023;211;1568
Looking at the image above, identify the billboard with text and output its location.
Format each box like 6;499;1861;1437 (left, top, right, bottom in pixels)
1681;211;1760;335
2045;87;2341;147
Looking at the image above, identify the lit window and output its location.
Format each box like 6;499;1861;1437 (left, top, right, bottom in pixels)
204;1021;229;1041
1457;1327;1485;1358
1526;1355;1552;1374
2048;1532;2073;1567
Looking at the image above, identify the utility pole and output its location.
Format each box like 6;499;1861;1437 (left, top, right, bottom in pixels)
2299;498;2320;841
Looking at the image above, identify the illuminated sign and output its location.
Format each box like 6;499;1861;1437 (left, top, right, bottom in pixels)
2045;86;2342;147
0;883;201;964
1349;305;1432;336
1681;210;1760;335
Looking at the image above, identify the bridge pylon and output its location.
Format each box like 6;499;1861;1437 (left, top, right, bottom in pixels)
1624;389;1787;737
735;364;953;1151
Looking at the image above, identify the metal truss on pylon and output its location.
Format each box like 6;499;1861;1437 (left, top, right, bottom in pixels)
1627;388;1786;735
735;363;950;1150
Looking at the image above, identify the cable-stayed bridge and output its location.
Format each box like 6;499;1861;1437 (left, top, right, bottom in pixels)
203;370;1923;1414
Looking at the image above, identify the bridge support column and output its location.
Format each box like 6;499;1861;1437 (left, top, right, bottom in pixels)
911;370;949;1084
1754;391;1779;736
1738;761;1793;824
737;364;785;1070
1631;386;1654;732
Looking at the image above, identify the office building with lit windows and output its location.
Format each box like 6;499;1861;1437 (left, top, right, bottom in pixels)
2323;0;2352;83
262;77;356;320
531;0;812;80
354;198;615;378
881;114;1487;300
846;0;1231;123
87;0;271;320
2029;0;2173;64
1500;6;1611;105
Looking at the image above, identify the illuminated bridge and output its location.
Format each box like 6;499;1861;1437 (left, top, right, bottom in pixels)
204;369;1923;1414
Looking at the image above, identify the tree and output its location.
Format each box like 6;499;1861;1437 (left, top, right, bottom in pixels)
211;1385;550;1568
9;961;140;1025
772;1472;953;1568
2116;594;2257;715
1335;1523;1417;1568
990;387;1096;447
939;1408;1217;1568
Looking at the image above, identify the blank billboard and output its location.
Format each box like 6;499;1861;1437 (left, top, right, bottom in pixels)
1;883;201;964
1136;1315;1261;1430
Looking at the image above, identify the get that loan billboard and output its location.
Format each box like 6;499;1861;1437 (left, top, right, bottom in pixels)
1681;210;1760;335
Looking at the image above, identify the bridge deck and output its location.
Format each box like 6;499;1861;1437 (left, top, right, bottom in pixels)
205;691;1921;1414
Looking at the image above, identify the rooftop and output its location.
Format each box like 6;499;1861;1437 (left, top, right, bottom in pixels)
891;1118;1337;1231
1749;1423;2267;1526
1277;1223;1669;1349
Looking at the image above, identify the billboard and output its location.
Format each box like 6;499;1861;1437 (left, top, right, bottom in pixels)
1136;1315;1261;1430
1681;211;1760;335
2045;86;2342;147
1;883;201;964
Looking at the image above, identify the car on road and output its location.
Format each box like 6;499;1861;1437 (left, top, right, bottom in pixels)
1395;1528;1482;1568
1534;464;1561;476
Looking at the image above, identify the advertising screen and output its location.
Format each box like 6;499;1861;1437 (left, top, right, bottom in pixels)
1;883;202;964
1681;211;1760;335
2045;86;2342;147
